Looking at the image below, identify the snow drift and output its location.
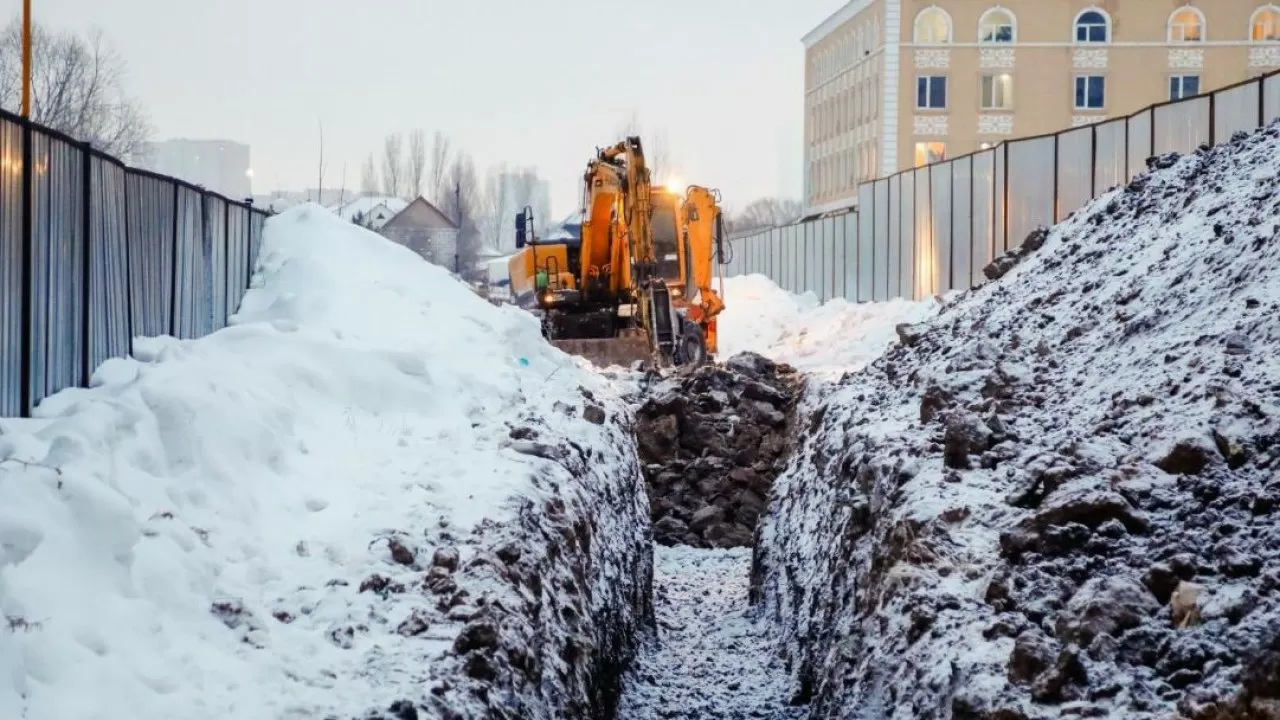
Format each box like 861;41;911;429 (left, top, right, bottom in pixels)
755;124;1280;719
715;274;941;377
0;205;651;720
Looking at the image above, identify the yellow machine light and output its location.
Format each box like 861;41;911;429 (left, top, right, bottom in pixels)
665;177;681;192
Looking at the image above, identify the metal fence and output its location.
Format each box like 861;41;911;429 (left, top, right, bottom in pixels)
0;109;269;418
724;68;1280;303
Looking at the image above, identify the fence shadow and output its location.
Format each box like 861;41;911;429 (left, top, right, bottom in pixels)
726;68;1280;303
0;109;269;418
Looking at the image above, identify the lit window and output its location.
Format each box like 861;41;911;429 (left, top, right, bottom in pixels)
914;7;952;44
1252;6;1280;41
981;73;1014;110
1074;9;1110;43
1169;74;1201;100
914;142;946;167
1074;75;1106;109
916;75;948;109
979;8;1016;43
1168;7;1205;42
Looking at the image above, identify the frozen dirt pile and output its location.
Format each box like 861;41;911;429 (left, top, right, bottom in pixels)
0;205;651;720
634;353;801;548
754;123;1280;719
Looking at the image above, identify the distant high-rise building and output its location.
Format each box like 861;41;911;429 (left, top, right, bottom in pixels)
137;138;252;200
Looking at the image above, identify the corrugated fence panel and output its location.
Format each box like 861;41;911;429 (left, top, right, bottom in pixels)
930;161;953;293
30;134;86;409
971;150;995;287
831;217;845;300
125;175;174;339
899;171;915;299
1007;136;1055;248
173;186;205;339
951;157;973;292
1265;73;1280;126
0;119;23;416
1153;96;1210;155
226;203;249;319
994;145;1007;253
1094;119;1127;194
842;212;857;300
822;217;836;301
857;184;874;301
1214;82;1263;143
207;196;229;330
1127;109;1153;180
88;155;131;375
886;176;900;300
873;180;889;301
770;228;783;289
1056;127;1093;221
913;167;932;299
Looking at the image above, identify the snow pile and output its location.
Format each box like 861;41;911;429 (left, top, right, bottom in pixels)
616;546;806;719
715;274;941;377
0;204;651;720
755;123;1280;719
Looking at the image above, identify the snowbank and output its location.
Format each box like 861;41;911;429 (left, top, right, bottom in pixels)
756;124;1280;718
0;204;651;720
715;274;941;377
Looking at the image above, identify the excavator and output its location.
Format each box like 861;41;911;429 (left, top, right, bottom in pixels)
507;136;728;369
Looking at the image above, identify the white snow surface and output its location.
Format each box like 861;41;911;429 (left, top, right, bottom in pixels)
0;204;648;719
715;274;942;378
616;546;806;720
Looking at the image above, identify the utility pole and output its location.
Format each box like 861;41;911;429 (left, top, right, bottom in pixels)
21;0;32;117
454;179;462;273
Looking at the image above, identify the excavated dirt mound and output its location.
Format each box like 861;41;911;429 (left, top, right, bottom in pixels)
755;122;1280;720
633;353;802;548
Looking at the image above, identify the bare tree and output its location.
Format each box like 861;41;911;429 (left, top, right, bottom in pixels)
381;132;405;198
0;20;150;157
482;162;510;252
728;197;805;234
427;130;452;205
614;111;670;183
440;152;481;270
315;120;325;204
359;153;378;195
407;129;427;198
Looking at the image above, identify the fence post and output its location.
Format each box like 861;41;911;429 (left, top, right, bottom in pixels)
122;164;134;349
1089;124;1097;198
19;121;32;416
1260;76;1266;129
245;207;253;290
81;143;92;386
1001;142;1010;252
1052;135;1060;223
169;183;180;338
1208;91;1217;145
223;200;230;326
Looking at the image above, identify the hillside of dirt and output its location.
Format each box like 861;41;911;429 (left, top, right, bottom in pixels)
754;123;1280;719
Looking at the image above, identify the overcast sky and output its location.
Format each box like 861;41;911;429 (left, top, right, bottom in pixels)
13;0;838;217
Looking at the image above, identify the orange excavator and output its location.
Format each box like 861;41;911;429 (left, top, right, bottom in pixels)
508;136;728;368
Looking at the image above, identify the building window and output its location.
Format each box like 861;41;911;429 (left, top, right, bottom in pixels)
913;7;952;44
981;73;1014;109
1252;6;1280;41
1074;75;1106;109
1169;74;1201;100
979;8;1016;43
1074;9;1111;43
916;75;947;109
1168;7;1205;42
914;142;946;167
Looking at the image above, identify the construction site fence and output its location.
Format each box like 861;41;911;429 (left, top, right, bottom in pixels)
722;69;1280;304
0;109;270;418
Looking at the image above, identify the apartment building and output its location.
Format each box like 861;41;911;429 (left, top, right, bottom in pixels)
802;1;1280;214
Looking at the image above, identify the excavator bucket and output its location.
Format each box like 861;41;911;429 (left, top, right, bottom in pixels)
551;334;653;370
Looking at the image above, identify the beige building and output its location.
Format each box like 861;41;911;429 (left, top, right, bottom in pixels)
802;1;1280;214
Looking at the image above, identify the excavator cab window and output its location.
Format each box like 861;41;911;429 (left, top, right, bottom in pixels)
515;210;528;249
652;202;682;282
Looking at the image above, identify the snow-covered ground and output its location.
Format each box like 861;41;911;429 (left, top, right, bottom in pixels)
714;274;942;378
616;547;806;719
0;204;650;720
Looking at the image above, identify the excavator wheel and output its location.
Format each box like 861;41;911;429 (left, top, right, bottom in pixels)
675;320;709;367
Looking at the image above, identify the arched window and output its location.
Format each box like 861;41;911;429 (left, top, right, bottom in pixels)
914;7;952;44
1252;5;1280;41
1168;6;1205;42
979;7;1016;43
1074;8;1111;43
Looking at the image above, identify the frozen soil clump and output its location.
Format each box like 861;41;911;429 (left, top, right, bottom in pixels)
633;352;802;548
754;123;1280;719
